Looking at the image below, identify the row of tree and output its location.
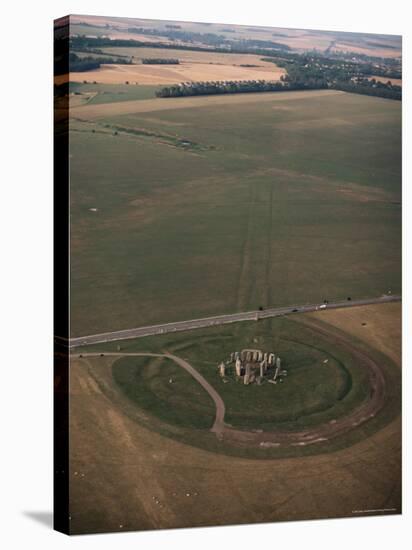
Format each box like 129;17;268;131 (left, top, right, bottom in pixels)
155;79;327;98
333;79;401;100
155;75;400;101
141;58;179;64
67;52;131;73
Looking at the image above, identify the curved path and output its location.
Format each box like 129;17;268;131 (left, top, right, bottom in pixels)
75;319;388;448
77;351;226;434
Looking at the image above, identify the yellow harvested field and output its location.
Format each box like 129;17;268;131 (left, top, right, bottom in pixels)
60;61;285;86
307;302;401;366
332;42;401;59
102;46;282;66
277;33;332;52
105;32;170;43
72;89;344;120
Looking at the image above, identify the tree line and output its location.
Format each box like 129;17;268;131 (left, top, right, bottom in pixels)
333;79;401;100
59;52;132;75
155;75;400;101
141;58;180;64
155;79;327;98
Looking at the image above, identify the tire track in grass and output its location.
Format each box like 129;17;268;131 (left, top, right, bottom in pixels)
265;181;274;307
235;182;258;312
246;180;274;311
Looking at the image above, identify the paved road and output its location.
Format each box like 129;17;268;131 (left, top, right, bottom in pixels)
68;294;400;348
77;351;225;434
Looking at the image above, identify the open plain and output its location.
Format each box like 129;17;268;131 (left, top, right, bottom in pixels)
59;14;402;534
69;303;401;533
69;90;401;337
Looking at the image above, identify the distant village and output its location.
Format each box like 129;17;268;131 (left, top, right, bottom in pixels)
218;349;287;385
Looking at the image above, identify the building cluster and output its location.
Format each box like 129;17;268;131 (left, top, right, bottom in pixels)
218;349;287;386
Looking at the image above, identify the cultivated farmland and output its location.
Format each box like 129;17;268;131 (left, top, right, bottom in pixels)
64;58;286;85
69;14;402;58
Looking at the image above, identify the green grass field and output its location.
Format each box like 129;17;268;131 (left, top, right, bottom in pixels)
112;356;215;429
77;314;401;459
69;90;401;336
70;82;161;104
110;316;370;431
